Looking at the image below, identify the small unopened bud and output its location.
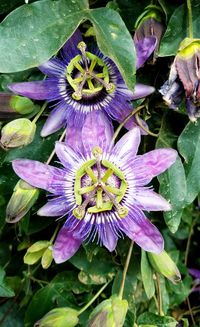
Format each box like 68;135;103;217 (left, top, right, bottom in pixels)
41;247;53;269
24;241;51;265
34;307;79;327
148;250;181;284
1;118;36;148
88;295;128;327
9;95;35;115
6;180;39;223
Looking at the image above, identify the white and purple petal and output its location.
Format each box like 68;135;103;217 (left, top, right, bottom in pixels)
12;159;65;194
119;206;164;253
41;104;67;137
135;36;157;69
8;81;56;100
132;149;177;185
134;189;171;211
53;225;82;263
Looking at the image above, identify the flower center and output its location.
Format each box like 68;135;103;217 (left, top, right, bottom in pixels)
73;146;128;219
66;42;115;100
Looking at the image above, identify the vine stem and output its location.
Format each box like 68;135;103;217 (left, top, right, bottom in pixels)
32;102;48;124
186;0;193;38
110;105;145;147
155;273;164;316
46;129;66;165
78;281;110;315
118;241;134;299
184;218;197;326
135;113;159;137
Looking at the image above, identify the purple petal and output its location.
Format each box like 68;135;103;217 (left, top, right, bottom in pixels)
65;119;85;154
12;159;65;193
53;225;82;263
8;81;55;100
111;127;141;161
61;29;83;61
135;36;157;69
37;197;70;217
39;58;66;76
132;149;177;185
120;207;164;253
131;83;155;100
100;223;118;252
82;111;114;154
55;142;82;168
189;268;200;279
134;189;171;211
41;105;66;137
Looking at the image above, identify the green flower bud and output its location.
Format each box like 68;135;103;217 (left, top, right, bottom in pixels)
24;241;51;265
41;247;53;269
6;180;39;223
148;251;181;284
34;308;79;327
1;118;36;148
88;295;128;327
9;95;35;115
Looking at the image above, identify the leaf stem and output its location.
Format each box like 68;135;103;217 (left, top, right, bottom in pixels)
32;102;48;124
118;241;134;299
78;281;110;315
186;0;193;38
46;129;66;165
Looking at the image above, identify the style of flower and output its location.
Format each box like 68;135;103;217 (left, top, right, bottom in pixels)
160;38;200;122
12;111;177;264
8;29;155;140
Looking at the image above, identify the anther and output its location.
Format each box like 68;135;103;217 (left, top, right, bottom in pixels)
92;146;103;160
116;204;128;218
73;206;85;219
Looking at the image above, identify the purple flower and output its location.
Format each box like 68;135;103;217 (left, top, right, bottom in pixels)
12;111;177;263
8;29;154;139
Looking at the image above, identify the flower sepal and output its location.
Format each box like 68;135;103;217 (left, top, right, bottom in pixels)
1;118;36;148
34;307;79;327
148;250;181;284
24;240;53;269
6;180;39;223
87;295;128;327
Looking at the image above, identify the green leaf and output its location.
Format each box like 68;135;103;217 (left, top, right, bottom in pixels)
70;248;116;285
156;116;187;233
178;119;200;204
137;312;177;327
141;250;155;299
87;8;136;89
0;266;15;298
0;0;88;73
0;300;23;327
159;0;200;56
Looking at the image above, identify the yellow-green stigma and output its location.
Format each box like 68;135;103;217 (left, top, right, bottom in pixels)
73;147;128;219
66;42;115;100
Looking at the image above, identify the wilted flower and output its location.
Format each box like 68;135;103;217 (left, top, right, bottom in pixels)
148;250;181;284
8;29;154;140
134;4;164;66
12;112;177;263
1;118;36;148
160;38;200;122
87;295;128;327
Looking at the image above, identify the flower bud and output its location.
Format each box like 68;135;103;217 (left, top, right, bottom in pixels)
41;247;53;269
6;180;39;223
34;307;79;327
9;95;35;114
148;250;181;284
24;241;51;265
1;118;36;148
88;295;128;327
